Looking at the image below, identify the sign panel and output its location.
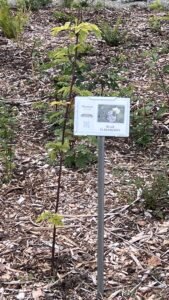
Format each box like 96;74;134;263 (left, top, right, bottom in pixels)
74;96;130;137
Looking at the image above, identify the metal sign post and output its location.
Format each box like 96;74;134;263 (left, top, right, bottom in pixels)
97;136;105;297
74;96;130;298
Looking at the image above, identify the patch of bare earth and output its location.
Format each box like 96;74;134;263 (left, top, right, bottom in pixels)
0;5;169;300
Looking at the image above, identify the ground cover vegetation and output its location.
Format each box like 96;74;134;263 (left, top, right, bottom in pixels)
0;0;169;299
0;0;29;39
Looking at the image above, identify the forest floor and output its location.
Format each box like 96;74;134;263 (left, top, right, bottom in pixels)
0;4;169;300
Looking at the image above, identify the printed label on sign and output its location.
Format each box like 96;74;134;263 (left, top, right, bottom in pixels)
74;96;130;137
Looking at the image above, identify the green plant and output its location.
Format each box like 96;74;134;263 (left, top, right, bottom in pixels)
37;211;63;226
149;12;169;33
0;0;29;39
90;68;120;95
110;85;134;98
72;0;90;8
93;1;103;10
131;102;154;147
156;103;168;119
133;177;145;189
62;0;74;8
149;15;162;32
42;20;101;271
100;18;125;47
142;173;169;217
64;143;96;169
148;0;163;11
53;11;75;23
0;101;17;182
25;0;51;10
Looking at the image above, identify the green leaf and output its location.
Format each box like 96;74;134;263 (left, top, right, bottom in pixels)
163;65;169;74
37;211;63;226
48;141;69;152
75;22;101;37
57;86;71;97
49;48;69;63
50;101;70;106
52;22;71;35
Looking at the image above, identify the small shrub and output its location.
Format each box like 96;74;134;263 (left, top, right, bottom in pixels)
100;18;125;47
156;103;168;119
25;0;52;11
62;0;74;8
111;85;134;98
64;143;96;169
149;15;161;32
142;173;169;218
0;0;29;39
53;11;75;23
131;103;153;147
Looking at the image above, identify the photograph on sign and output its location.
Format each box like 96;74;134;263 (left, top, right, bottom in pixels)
74;96;130;137
98;105;125;123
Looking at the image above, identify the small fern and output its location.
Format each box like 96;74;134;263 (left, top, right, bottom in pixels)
37;211;63;226
0;0;29;39
100;18;125;47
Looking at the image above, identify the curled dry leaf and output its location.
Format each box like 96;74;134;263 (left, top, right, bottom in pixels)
147;256;161;267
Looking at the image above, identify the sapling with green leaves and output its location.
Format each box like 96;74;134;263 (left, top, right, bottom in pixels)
37;20;101;271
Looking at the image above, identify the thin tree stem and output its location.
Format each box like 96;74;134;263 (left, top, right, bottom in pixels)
51;32;79;272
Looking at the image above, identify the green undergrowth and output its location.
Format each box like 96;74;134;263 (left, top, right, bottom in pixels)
142;173;169;218
53;10;75;23
25;0;52;11
0;0;29;39
100;17;126;47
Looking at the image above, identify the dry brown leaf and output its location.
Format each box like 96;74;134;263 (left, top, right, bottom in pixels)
147;256;161;267
1;272;11;280
136;220;146;226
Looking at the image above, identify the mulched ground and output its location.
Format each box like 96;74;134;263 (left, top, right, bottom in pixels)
0;4;169;300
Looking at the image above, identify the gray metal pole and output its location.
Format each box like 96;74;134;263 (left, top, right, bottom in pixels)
97;136;105;298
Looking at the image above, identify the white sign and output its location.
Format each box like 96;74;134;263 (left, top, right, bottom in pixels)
74;96;130;137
